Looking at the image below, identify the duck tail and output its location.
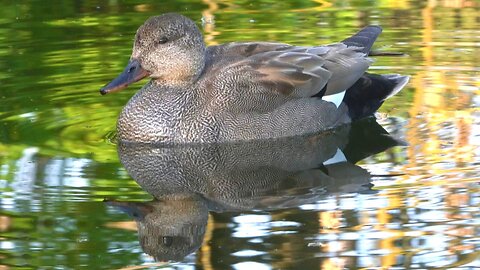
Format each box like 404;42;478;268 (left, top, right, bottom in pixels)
343;73;410;121
342;25;382;54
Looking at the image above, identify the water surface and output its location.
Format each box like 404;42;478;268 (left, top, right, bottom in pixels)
0;1;479;269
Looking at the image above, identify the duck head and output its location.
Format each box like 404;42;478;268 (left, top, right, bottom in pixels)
106;197;208;262
100;13;206;95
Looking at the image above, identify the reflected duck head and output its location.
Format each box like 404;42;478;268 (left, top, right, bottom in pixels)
100;13;206;95
107;196;209;262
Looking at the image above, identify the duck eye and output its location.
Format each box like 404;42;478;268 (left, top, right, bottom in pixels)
158;36;168;44
162;236;173;247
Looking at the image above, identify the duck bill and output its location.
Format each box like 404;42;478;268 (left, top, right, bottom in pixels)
104;199;153;221
100;59;150;95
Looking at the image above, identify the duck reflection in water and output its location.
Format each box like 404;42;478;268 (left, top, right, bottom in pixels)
106;118;403;262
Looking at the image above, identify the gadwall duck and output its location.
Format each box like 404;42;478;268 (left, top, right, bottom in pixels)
100;13;409;143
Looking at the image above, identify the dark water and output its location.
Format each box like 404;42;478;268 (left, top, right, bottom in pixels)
1;1;479;269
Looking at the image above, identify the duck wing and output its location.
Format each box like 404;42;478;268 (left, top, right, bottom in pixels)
205;26;383;112
207;41;292;60
206;46;369;112
208;24;381;61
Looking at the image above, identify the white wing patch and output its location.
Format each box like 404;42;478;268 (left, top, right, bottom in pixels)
323;148;347;165
322;90;346;108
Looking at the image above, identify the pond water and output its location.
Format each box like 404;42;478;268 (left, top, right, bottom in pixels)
0;0;479;269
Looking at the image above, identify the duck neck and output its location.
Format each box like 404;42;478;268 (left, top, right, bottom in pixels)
151;76;197;90
148;45;206;87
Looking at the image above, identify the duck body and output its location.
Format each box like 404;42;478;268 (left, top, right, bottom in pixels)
118;56;349;143
101;13;409;144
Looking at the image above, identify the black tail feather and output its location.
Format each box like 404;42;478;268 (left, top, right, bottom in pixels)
343;117;404;164
343;73;409;120
342;25;382;54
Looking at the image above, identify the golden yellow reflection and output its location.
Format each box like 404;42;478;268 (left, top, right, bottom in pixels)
105;221;137;231
202;0;220;45
197;213;214;270
320;211;342;232
407;0;478;170
0;216;11;232
321;258;344;270
115;262;169;270
133;4;152;12
291;0;332;12
428;0;477;8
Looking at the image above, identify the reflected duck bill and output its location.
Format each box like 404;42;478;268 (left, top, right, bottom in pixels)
100;59;150;95
104;199;153;221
